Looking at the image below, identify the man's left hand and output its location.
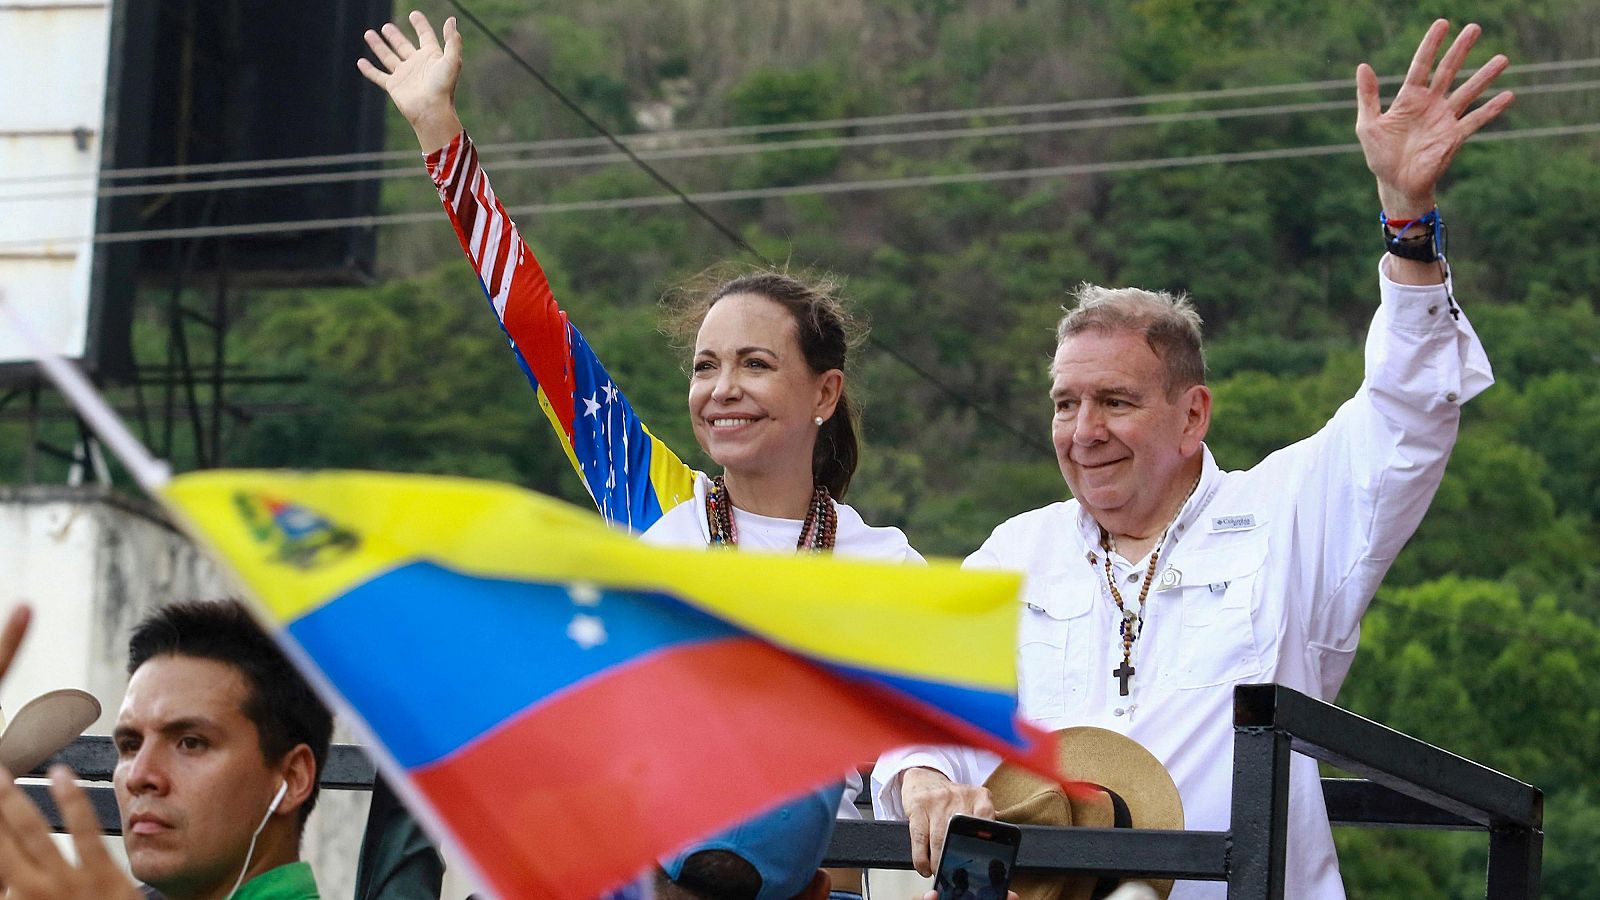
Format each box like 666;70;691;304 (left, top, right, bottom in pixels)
0;766;143;900
1356;19;1514;218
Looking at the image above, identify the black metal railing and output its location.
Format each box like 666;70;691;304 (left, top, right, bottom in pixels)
30;684;1541;898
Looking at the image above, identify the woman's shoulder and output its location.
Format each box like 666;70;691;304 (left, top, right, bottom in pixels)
639;476;711;547
832;501;924;563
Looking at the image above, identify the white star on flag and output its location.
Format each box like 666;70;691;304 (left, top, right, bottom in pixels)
602;382;619;405
567;614;607;650
583;394;601;418
568;582;602;606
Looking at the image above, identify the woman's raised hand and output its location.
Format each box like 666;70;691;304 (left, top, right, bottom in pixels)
357;10;465;154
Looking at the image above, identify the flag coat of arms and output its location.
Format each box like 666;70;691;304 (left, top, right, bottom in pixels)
164;470;1058;900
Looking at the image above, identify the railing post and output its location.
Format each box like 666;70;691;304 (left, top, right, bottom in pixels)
1485;825;1541;899
1229;688;1290;900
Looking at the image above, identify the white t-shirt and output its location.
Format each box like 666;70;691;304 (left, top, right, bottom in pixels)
642;474;923;564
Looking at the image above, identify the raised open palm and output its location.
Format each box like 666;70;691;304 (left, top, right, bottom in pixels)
1356;20;1514;216
357;11;464;152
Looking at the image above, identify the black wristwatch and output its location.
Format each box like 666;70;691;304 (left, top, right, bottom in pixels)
1384;228;1440;262
1380;208;1445;263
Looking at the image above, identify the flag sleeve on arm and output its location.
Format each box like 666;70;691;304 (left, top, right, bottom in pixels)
426;131;695;531
162;470;1068;900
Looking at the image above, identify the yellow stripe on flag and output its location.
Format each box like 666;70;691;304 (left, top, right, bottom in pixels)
534;385;587;486
163;470;1021;693
641;421;697;513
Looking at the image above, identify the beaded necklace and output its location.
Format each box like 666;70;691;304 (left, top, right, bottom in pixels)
1100;530;1165;697
1099;476;1201;697
705;475;837;552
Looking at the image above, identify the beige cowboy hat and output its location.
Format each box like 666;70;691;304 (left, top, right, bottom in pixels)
0;689;100;775
984;727;1184;900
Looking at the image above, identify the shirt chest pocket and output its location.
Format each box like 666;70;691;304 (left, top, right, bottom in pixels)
1015;575;1093;721
1167;540;1268;690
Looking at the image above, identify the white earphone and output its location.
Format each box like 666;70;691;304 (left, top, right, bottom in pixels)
226;780;290;899
266;779;288;815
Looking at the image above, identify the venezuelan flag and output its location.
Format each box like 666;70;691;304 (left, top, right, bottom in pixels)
164;470;1057;900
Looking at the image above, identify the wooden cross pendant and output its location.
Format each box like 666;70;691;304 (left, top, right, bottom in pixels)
1114;660;1135;696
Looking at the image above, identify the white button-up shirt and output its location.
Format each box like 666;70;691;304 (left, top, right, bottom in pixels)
873;260;1493;900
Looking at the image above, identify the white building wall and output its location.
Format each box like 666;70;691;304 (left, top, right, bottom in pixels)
0;0;112;365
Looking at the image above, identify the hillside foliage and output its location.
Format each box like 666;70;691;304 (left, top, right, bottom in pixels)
8;1;1599;893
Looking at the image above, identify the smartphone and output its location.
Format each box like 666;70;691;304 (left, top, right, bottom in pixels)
933;814;1022;900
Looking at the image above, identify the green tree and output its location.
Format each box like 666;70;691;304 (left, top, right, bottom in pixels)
727;66;849;186
1338;577;1600;900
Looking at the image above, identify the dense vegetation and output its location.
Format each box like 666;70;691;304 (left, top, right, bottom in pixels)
9;1;1599;894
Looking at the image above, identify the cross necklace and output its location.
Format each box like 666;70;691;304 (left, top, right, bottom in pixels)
1099;477;1200;696
1100;530;1165;696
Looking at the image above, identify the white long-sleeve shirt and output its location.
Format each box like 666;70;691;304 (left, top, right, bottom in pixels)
873;260;1493;900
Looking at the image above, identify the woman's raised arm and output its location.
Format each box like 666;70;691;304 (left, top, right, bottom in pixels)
358;12;696;531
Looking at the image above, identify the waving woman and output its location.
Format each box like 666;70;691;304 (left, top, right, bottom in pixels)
357;12;916;565
357;11;919;899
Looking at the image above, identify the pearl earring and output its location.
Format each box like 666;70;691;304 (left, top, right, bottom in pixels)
814;416;825;426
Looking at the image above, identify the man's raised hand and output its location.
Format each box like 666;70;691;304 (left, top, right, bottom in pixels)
1355;19;1514;218
0;767;143;899
357;10;465;154
0;607;138;899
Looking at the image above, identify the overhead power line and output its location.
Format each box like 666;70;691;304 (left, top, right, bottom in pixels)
625;56;1599;139
440;0;1050;453
434;0;1600;460
9;119;1598;250
446;0;761;261
11;5;1589;457
6;58;1598;188
10;77;1599;205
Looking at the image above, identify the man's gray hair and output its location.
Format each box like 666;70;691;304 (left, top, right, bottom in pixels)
1055;283;1206;394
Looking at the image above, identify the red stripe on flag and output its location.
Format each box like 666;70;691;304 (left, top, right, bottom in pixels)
428;132;577;436
409;636;1052;900
488;215;515;302
440;139;464;189
500;253;577;434
448;144;473;210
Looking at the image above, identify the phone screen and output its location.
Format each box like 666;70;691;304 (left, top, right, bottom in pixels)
933;816;1021;900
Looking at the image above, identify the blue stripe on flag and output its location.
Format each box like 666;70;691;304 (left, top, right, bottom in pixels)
568;325;664;530
288;561;738;767
823;662;1026;747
